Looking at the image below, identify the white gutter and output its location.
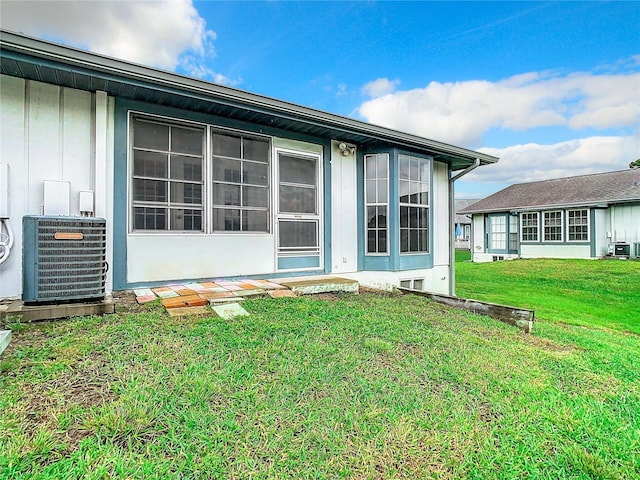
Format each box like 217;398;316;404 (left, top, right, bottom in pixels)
448;158;481;295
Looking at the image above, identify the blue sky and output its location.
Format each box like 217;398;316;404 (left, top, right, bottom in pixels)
2;1;639;198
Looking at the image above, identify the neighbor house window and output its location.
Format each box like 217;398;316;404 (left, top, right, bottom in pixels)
509;215;519;251
212;132;270;232
365;154;389;254
399;155;430;253
131;117;204;231
521;212;539;241
489;215;507;250
544;211;563;241
568;209;589;241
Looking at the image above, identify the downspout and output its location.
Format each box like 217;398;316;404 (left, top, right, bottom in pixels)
448;158;480;296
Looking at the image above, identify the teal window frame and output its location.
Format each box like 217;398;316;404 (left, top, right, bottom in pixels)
364;153;389;255
398;154;430;255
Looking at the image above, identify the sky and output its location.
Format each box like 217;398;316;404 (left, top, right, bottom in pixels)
2;0;639;198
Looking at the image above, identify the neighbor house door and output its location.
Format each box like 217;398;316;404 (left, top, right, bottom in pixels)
275;149;323;271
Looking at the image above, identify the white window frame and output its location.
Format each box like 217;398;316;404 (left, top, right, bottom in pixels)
364;153;389;256
567;208;589;242
521;212;539;242
543;210;563;242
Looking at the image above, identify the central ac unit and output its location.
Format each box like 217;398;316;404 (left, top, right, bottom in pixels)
23;216;107;304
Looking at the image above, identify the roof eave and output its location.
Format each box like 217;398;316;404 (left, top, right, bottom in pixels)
0;29;498;168
462;197;640;214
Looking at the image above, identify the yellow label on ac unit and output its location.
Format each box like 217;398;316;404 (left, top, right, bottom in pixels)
54;232;84;240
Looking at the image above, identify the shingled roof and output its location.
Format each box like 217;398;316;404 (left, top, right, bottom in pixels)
455;199;479;223
460;169;640;214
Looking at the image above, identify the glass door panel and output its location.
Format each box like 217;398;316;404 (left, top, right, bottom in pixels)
276;150;322;270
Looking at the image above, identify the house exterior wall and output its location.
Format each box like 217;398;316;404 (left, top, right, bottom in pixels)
470;202;640;262
0;75;114;299
115;99;332;288
519;244;591;258
607;203;640;247
353;149;452;294
1;78;459;298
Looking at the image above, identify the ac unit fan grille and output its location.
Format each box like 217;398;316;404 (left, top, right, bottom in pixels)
23;216;107;303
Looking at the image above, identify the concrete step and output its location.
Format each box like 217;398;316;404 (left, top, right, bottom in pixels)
271;276;359;295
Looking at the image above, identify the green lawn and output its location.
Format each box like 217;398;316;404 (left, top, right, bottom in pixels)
1;293;639;479
455;250;640;335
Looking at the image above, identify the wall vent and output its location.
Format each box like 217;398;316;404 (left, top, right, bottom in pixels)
23;216;107;304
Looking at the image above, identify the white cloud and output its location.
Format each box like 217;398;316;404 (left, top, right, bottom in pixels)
0;0;235;83
464;135;639;186
358;68;640;147
362;77;400;98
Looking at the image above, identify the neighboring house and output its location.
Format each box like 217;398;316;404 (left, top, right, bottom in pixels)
0;30;497;299
460;169;640;262
454;199;478;249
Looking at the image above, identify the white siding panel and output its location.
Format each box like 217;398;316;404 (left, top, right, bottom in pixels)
610;204;640;245
126;235;276;283
0;76;26;298
62;88;93;214
432;161;449;266
0;76;109;299
28;81;62;213
330;141;357;273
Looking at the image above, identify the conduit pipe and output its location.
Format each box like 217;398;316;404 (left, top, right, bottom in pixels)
0;218;14;266
448;158;481;296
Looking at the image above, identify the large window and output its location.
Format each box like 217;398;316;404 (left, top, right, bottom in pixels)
509;215;519;251
489;215;507;250
521;212;539;242
568;209;589;241
131;116;271;233
212;132;270;232
544;211;563;241
365;154;389;254
399;154;430;253
131;118;204;231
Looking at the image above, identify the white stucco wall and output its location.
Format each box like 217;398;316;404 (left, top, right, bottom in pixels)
127;234;276;283
520;244;591;259
0;75;114;299
343;265;451;295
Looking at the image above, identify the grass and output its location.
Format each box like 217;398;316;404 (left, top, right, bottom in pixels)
455;250;640;335
1;292;639;479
